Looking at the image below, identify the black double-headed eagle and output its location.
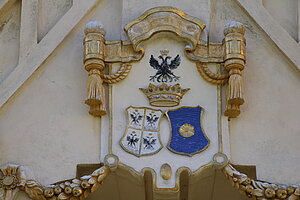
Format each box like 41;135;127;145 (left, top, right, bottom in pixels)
149;54;181;82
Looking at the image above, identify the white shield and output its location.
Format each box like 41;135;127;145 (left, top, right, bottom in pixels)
120;107;163;157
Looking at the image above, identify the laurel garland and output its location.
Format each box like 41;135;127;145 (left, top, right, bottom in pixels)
223;164;300;200
0;164;110;200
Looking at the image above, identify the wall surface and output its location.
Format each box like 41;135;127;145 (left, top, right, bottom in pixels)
0;0;299;196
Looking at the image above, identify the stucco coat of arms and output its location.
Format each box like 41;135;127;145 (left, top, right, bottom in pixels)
3;5;298;200
82;7;245;189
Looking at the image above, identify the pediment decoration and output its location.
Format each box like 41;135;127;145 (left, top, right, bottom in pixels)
2;163;300;200
83;7;246;118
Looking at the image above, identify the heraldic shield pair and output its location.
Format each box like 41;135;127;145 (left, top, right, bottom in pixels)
120;106;209;157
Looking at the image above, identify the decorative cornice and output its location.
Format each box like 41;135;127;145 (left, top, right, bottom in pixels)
223;164;300;199
0;164;110;200
124;7;206;53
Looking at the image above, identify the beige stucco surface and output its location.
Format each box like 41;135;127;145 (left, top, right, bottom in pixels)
0;0;20;83
0;0;299;194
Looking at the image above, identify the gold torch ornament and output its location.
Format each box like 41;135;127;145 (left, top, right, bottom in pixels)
84;21;107;116
223;21;246;118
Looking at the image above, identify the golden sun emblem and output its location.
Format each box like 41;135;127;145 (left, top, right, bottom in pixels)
179;123;195;138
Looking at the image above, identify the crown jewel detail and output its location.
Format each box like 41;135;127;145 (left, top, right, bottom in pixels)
140;83;190;107
160;50;169;56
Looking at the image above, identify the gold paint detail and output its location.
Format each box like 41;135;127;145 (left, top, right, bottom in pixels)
160;164;172;180
223;164;300;199
196;63;228;84
0;164;110;200
223;21;246;118
179;124;195;138
140;83;190;107
84;21;107;116
124;7;206;53
160;50;169;56
0;165;22;191
83;8;246;118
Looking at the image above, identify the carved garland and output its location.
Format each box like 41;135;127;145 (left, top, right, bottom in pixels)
0;164;109;200
223;164;300;200
2;163;300;200
83;7;246;118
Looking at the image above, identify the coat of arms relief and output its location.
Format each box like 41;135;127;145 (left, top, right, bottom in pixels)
82;6;246;190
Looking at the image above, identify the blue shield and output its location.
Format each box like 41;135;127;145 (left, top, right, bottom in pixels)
166;106;209;156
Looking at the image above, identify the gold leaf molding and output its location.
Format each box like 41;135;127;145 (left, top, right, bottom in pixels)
83;7;246;118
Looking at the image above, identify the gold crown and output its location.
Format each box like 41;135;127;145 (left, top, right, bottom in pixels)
140;83;190;107
160;50;169;56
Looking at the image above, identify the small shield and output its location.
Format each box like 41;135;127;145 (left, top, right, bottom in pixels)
120;107;163;157
166;106;209;156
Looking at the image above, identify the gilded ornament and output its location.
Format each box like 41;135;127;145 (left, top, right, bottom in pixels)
80;181;90;189
179;124;195;138
223;164;300;199
140;83;190;107
44;188;54;198
72;187;82;197
54;186;62;194
265;188;276;198
64;186;72;194
277;189;288;199
83;7;247;117
160;164;172;180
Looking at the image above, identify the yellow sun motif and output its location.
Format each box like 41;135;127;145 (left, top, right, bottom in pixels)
179;123;195;138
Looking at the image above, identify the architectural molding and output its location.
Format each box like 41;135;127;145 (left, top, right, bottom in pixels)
0;0;99;109
235;0;300;72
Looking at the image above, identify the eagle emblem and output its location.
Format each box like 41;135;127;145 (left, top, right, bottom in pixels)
149;51;181;83
120;107;163;157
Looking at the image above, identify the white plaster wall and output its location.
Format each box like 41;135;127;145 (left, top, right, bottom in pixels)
0;0;122;185
0;0;20;83
263;0;298;41
210;0;300;184
37;0;73;42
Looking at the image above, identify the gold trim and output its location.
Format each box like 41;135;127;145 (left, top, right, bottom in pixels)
140;83;190;107
119;106;164;157
124;7;206;53
179;123;195;138
165;105;210;156
217;65;223;153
